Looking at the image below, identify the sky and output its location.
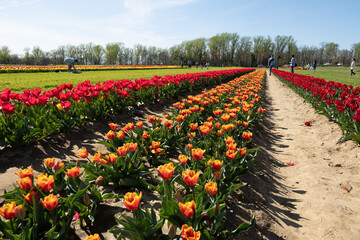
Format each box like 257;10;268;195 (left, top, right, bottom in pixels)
0;0;359;55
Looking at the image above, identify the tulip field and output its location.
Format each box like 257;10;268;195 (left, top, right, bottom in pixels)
272;69;360;143
0;68;252;148
0;68;270;239
1;65;359;239
0;65;180;74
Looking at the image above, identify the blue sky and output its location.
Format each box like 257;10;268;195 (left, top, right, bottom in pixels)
0;0;359;55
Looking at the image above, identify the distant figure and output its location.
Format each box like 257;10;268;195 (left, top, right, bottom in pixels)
268;55;276;76
195;62;199;68
64;58;78;73
181;61;184;69
206;62;209;70
290;55;296;73
350;58;356;76
188;60;192;69
313;60;317;73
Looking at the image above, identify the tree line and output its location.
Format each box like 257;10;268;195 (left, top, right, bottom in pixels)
0;33;359;67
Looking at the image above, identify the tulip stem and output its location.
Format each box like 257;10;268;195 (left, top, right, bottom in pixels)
10;219;15;233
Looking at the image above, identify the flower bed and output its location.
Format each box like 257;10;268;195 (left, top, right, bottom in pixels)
273;69;360;143
0;69;254;148
0;65;181;73
0;70;266;239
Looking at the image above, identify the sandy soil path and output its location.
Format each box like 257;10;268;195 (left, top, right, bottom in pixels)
238;70;360;240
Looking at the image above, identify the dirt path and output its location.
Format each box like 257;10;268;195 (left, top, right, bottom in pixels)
237;70;360;240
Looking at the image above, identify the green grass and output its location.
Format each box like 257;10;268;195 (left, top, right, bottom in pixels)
0;67;237;92
279;67;360;87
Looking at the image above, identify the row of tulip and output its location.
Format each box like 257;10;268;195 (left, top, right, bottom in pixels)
272;69;360;143
0;65;180;73
90;69;266;239
0;69;266;239
0;68;253;148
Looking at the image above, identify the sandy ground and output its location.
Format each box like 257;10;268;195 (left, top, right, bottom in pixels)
0;70;359;239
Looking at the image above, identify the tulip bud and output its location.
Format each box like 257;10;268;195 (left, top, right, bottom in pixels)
215;204;220;216
15;205;26;220
176;191;184;203
246;115;250;121
168;224;176;239
155;127;160;132
214;171;221;181
215;151;219;159
95;176;103;185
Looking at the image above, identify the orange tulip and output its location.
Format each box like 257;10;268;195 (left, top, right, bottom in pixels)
105;130;115;140
225;136;235;145
116;146;128;156
122;122;135;132
189;123;198;130
124;192;142;211
221;114;230;122
239;147;247;156
226;143;237;151
207;116;214;122
181;224;201;240
126;142;138;152
199;125;210;135
151;141;161;149
0;201;16;219
92;151;103;162
186;144;193;151
147;116;156;122
191;148;205;161
40;194;58;210
179;200;196;218
16;168;33;179
204;121;212;128
157;162;175;180
213;109;223;116
77;148;89;158
36;173;54;191
205;182;218;195
109;123;119;130
43;157;55;167
142;131;150;141
65;167;80;178
23;188;38;205
105;153;118;164
136;121;143;128
211;160;223;171
165;120;173;130
17;177;32;191
242;121;249;128
182;170;201;186
178;154;189;164
217;129;223;137
226;150;237;160
242;131;252;141
86;234;101;240
117;130;125;139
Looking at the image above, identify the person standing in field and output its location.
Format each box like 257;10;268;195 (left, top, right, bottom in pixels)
64;58;78;73
350;58;356;76
268;55;276;76
313;60;317;73
290;55;296;73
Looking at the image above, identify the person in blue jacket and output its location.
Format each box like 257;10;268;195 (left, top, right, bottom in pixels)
64;58;78;73
268;55;276;76
313;60;317;73
290;55;296;73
